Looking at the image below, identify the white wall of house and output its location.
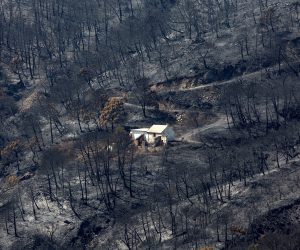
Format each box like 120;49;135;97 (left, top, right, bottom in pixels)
146;128;175;144
145;133;160;143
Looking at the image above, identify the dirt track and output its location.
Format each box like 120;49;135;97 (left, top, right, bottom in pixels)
156;66;275;93
179;114;228;143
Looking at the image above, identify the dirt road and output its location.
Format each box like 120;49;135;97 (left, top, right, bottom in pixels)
179;114;228;143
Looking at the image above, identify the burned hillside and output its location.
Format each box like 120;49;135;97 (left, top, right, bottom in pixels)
1;0;300;249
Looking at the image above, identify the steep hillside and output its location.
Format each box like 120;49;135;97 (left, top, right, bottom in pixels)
1;0;300;249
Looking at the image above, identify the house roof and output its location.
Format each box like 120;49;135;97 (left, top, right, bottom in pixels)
147;125;168;134
130;128;149;140
130;128;149;133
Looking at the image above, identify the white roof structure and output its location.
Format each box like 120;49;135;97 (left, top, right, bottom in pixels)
131;128;149;132
147;125;168;134
130;128;149;140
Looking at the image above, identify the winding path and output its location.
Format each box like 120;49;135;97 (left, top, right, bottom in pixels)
179;114;228;143
125;102;229;144
157;66;278;93
126;65;285;143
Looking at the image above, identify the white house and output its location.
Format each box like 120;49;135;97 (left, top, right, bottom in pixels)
130;125;175;146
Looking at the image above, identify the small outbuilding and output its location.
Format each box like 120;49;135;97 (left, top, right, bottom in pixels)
130;128;148;147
